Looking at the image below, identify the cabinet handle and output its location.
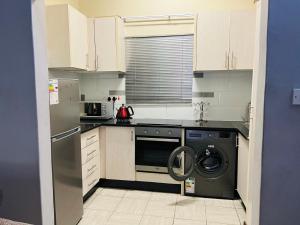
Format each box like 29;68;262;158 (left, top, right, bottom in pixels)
131;130;134;142
86;54;89;70
87;135;96;141
86;169;96;178
234;55;237;69
96;55;99;70
87;149;97;156
231;52;234;69
88;179;97;187
87;164;97;172
225;51;229;69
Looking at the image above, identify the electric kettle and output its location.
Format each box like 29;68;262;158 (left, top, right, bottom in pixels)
116;104;134;120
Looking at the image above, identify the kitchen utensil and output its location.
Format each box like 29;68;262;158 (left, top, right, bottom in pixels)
116;104;134;120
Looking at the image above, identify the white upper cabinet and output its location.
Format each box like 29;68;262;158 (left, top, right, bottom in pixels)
88;17;126;72
195;12;231;71
46;4;88;70
87;18;96;71
229;11;256;70
194;10;255;71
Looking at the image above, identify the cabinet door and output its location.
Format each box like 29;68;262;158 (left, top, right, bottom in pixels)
237;134;249;207
46;4;88;70
229;10;256;70
46;5;70;68
116;17;126;72
105;127;135;181
68;5;88;70
95;17;118;72
87;18;96;71
195;12;231;71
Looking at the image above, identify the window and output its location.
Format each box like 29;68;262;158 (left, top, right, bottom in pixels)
125;35;193;104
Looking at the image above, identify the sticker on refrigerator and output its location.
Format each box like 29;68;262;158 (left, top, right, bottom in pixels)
185;177;195;194
49;79;59;105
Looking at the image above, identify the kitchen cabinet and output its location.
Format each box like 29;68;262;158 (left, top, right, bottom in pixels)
194;10;255;71
46;4;88;70
195;12;231;71
86;18;96;71
229;11;256;70
237;133;249;207
87;16;126;72
105;127;135;181
81;128;100;196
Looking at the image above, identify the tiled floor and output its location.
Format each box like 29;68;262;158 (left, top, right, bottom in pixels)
80;188;246;225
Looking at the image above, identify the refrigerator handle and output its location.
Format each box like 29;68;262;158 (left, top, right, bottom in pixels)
52;127;81;143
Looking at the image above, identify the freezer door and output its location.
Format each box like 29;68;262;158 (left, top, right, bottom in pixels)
51;127;83;225
50;79;80;136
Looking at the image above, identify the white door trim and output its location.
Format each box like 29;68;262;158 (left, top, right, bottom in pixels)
247;0;269;225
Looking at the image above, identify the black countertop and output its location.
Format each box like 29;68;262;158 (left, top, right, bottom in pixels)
80;118;249;139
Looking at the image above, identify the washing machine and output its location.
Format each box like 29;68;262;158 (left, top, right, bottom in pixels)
168;129;237;199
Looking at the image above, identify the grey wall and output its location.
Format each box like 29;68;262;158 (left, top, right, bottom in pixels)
0;0;53;224
260;1;300;225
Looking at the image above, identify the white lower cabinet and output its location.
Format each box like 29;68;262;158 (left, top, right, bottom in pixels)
81;128;101;196
237;133;249;208
105;127;135;181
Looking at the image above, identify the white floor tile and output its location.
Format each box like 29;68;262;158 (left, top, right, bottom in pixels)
177;195;206;204
107;212;142;225
173;219;206;225
205;198;235;208
94;188;103;195
175;201;206;221
83;188;242;225
150;192;178;203
115;198;149;215
139;215;174;225
78;209;112;225
144;201;176;218
83;194;97;209
176;197;206;207
206;206;240;225
100;188;127;198
86;195;122;211
124;190;152;200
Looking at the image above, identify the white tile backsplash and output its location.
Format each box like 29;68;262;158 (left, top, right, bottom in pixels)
79;73;126;104
53;70;253;121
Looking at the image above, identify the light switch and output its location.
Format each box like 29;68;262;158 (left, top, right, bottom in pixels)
292;89;300;105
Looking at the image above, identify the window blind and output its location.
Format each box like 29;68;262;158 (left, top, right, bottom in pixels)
125;35;193;104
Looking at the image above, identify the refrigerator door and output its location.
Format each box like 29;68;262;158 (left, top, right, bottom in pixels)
51;127;83;225
50;79;80;137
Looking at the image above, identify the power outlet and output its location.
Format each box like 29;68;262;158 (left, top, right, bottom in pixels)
292;89;300;105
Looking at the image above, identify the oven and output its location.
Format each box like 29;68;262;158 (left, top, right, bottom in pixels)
135;127;182;174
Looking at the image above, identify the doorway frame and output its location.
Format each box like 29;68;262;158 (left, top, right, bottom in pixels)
247;0;269;225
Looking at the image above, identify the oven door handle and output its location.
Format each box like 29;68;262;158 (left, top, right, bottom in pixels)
136;137;180;143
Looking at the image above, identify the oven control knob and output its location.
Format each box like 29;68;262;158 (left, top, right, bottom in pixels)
168;130;173;135
155;130;160;135
143;130;148;134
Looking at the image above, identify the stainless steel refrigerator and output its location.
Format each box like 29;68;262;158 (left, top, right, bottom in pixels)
49;79;83;225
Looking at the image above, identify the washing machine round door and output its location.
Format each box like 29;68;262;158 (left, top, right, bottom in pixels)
168;146;196;181
195;147;229;178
